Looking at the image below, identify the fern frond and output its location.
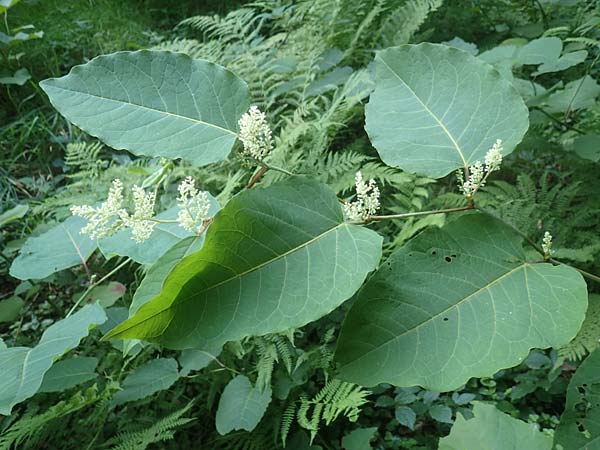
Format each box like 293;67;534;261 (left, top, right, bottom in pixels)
0;386;100;450
559;295;600;361
297;379;370;444
110;401;195;450
379;0;444;47
64;141;104;178
280;401;296;447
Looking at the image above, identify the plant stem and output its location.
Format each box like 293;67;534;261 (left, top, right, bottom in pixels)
246;165;268;189
354;204;474;224
66;258;131;317
551;259;600;284
478;208;600;283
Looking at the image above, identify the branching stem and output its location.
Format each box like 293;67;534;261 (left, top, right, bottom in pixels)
67;258;131;317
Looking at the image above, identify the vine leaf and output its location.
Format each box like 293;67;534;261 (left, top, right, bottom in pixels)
365;43;529;178
0;304;106;415
40;50;250;166
39;356;99;393
554;348;600;449
9;216;97;280
215;375;272;435
439;402;552;449
335;213;587;391
104;178;382;350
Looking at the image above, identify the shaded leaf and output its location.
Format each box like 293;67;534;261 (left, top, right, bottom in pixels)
342;427;377;450
439;402;552;449
40;50;250;166
215;375;272;434
0;204;28;228
395;406;416;430
335;213;587;391
9;216;97;280
39;356;98;393
104;178;382;350
365;43;528;178
112;358;179;406
0;304;106;414
0;296;24;323
555;348;600;449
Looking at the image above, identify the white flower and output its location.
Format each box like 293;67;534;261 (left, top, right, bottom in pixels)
176;176;211;234
70;179;125;240
458;138;504;198
238;106;273;161
485;139;503;173
119;186;157;243
343;171;380;220
542;231;553;256
458;161;485;197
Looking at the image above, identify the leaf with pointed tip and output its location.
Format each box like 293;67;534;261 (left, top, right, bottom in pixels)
104;178;382;350
39;356;98;393
112;357;179;406
335;213;587;391
40;50;250;166
0;304;106;415
216;375;272;434
10;217;97;280
365;43;529;178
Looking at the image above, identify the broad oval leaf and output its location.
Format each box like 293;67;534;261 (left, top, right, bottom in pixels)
0;304;106;415
112;357;179;406
40;50;250;166
335;213;587;391
216;375;272;435
365;43;529;178
39;356;99;393
439;402;552;450
104;178;382;349
10;216;97;280
554;347;600;449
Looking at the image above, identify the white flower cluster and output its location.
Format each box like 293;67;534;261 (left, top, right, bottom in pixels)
343;171;381;220
71;179;157;243
176;176;211;234
458;139;504;198
71;177;214;244
542;231;553;257
238;106;273;161
71;179;125;240
119;186;157;243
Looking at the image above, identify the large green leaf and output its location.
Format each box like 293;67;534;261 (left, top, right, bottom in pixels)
40;50;250;166
9;217;97;280
112;357;180;406
364;43;529;178
554;348;600;449
215;375;272;435
335;213;587;391
0;304;106;415
39;356;98;393
129;236;204;315
104;178;382;349
439;402;552;450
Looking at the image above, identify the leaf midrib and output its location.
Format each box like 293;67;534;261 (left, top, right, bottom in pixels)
42;82;238;137
107;222;350;338
378;53;467;167
340;262;530;368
